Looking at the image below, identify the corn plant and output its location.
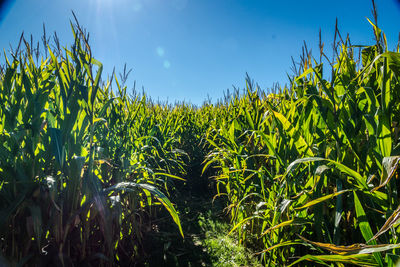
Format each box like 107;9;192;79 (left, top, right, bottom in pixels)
0;21;185;266
204;17;400;266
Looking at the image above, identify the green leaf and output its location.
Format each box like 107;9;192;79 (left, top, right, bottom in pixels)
286;157;367;189
386;253;400;267
49;128;64;169
104;182;184;238
296;189;352;210
245;109;254;130
354;192;383;265
228;215;264;235
377;56;392;158
261;218;311;236
139;183;184;238
154;172;186;181
383;51;400;76
271;110;313;157
353;192;375;243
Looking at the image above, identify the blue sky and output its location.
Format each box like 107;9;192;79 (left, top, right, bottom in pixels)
1;0;400;105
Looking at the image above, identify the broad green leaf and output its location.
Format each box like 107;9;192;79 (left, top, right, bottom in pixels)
104;182;184;238
139;183;184;237
354;192;375;243
271;110;313;157
383;51;400;76
354;192;383;265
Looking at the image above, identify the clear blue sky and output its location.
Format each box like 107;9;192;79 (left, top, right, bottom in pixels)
1;0;400;105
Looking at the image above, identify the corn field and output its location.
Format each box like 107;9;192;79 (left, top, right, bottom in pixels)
1;12;400;267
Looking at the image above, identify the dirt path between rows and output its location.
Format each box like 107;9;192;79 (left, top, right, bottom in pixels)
137;179;261;267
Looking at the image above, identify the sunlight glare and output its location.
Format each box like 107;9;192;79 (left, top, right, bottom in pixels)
156;46;165;57
163;60;171;69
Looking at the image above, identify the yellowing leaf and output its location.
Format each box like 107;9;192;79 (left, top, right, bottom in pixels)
296;190;352;210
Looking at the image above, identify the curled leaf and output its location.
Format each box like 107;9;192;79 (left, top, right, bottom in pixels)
371;156;400;192
368;204;400;243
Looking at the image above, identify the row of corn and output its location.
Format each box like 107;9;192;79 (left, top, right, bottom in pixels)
203;20;400;266
0;24;196;266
